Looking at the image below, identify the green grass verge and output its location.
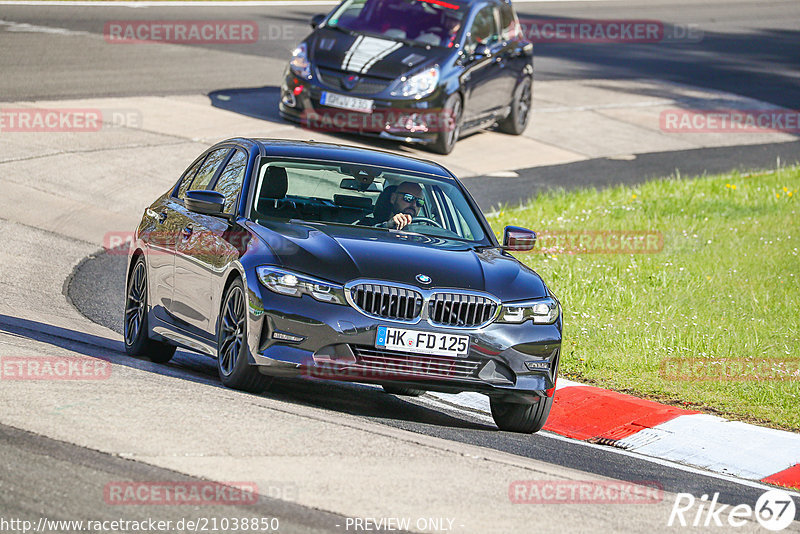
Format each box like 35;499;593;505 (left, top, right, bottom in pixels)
487;166;800;431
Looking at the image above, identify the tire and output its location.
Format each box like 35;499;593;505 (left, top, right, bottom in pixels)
216;278;273;393
124;257;176;363
490;395;553;433
497;75;532;135
430;93;463;155
382;385;425;397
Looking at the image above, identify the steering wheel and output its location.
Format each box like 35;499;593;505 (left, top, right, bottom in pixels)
409;217;443;228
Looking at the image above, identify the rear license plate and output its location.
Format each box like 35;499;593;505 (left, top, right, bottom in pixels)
321;91;373;114
375;326;469;358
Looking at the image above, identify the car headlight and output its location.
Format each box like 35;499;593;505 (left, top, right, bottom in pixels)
392;66;439;98
256;266;345;305
498;297;560;324
290;43;311;78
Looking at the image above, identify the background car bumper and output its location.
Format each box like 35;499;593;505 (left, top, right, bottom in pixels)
279;72;449;144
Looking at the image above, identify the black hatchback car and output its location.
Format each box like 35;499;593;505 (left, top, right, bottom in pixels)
279;0;533;154
125;138;561;433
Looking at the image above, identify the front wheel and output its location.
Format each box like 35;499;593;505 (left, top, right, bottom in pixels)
497;76;532;135
490;395;553;433
124;257;176;363
430;93;462;155
217;278;273;393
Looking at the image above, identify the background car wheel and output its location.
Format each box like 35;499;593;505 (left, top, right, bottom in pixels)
430;93;462;155
124;257;176;363
382;385;425;397
217;278;273;393
497;76;532;135
490;395;553;433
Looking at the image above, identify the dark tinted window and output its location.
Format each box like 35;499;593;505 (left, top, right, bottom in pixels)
213;149;247;214
328;0;466;48
498;3;518;40
176;157;205;199
466;6;499;52
190;148;231;192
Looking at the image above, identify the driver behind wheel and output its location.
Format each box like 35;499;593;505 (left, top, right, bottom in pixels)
382;181;424;230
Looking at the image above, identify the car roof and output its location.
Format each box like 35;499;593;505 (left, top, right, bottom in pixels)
237;138;455;179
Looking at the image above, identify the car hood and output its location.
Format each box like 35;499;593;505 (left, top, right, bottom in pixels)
249;221;547;302
309;27;447;80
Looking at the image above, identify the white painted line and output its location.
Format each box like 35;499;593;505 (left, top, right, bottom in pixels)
618;413;800;480
0;19;95;37
415;394;800;496
540;430;800;497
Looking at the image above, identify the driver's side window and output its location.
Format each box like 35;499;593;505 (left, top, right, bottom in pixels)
465;6;500;54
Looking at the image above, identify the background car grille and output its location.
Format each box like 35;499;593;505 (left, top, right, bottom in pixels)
317;68;392;95
351;346;481;380
350;283;423;321
428;293;498;328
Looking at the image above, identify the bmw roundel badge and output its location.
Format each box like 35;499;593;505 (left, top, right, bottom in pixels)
416;274;432;285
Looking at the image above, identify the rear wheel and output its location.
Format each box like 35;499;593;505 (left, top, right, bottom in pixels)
490;395;553;433
382;385;425;397
430;93;462;155
497;75;532;135
217;278;273;393
124;257;176;363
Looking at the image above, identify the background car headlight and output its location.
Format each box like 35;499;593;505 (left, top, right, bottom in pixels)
290;43;311;78
256;266;345;304
498;297;560;324
392;66;439;98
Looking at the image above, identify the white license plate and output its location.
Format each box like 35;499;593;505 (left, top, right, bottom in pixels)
321;91;373;114
375;326;469;358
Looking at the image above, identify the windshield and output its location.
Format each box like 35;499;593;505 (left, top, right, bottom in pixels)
327;0;467;48
251;160;488;243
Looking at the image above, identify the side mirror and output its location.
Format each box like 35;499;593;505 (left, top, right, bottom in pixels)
471;43;492;60
503;225;536;252
311;14;326;29
185;190;227;217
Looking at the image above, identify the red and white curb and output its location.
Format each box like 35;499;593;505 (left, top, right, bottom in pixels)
429;379;800;491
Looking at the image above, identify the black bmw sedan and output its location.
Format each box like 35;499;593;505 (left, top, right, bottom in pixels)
125;138;561;433
278;0;533;154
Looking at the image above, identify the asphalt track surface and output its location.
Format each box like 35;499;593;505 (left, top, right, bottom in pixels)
3;0;800;530
1;0;798;206
64;246;796;512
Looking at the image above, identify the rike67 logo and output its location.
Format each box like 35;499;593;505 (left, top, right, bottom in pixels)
669;489;797;531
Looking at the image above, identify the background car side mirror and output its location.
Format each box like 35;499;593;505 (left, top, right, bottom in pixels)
471;43;492;60
311;14;326;29
185;190;227;217
503;225;536;252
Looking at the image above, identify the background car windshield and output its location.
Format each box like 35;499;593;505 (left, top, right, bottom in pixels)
328;0;467;48
252;161;487;243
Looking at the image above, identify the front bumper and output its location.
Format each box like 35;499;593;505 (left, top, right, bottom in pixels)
244;275;562;403
279;68;448;145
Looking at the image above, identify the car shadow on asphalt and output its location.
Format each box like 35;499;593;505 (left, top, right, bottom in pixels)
0;314;495;433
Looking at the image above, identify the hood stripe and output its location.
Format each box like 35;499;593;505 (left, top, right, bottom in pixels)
341;35;401;74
